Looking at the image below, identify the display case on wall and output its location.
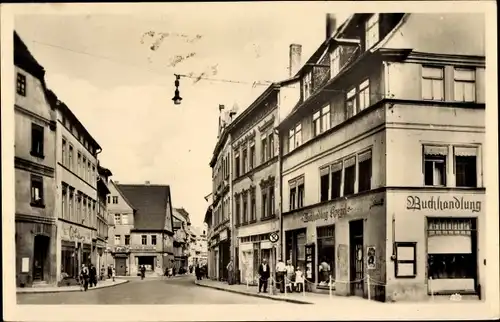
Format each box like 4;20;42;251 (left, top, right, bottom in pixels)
305;243;315;291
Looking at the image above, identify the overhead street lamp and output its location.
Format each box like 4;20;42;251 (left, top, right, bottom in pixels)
172;74;183;105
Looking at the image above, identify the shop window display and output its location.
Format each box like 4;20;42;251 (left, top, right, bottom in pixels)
317;225;335;285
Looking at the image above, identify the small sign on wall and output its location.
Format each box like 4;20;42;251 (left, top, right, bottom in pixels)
22;257;30;273
366;246;376;270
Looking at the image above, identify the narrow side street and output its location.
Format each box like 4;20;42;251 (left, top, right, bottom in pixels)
16;276;287;305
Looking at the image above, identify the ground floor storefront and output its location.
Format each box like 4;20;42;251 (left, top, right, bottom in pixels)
208;228;231;281
15;217;58;287
56;220;96;282
108;250;174;276
282;191;387;298
385;189;485;302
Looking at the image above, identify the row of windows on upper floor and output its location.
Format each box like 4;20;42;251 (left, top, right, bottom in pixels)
17;72;99;157
234;181;275;227
288;65;480;154
61;137;98;187
114;234;157;246
113;213;130;225
234;130;275;178
212;197;230;227
286;144;480;212
61;183;98;228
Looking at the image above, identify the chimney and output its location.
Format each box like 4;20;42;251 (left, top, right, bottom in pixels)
326;13;337;40
145;181;150;185
289;44;302;77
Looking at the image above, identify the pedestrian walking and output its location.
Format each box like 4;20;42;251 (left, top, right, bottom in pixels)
257;258;270;293
195;264;201;280
80;264;89;292
276;258;286;293
112;265;116;282
89;264;98;287
226;259;234;284
107;265;112;279
140;265;146;280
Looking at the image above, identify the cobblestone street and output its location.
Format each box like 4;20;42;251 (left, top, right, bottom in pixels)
16;276;287;305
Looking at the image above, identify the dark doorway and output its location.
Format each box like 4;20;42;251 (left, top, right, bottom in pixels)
33;235;50;281
115;257;127;276
349;220;364;297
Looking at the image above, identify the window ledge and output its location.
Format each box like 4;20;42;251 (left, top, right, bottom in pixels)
30;202;46;209
261;214;276;222
30;151;45;159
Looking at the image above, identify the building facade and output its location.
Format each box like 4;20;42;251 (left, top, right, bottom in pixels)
48;88;102;283
230;86;283;285
278;13;485;301
96;164;112;270
14;32;58;287
189;227;208;267
172;207;193;272
108;182;175;276
208;106;235;281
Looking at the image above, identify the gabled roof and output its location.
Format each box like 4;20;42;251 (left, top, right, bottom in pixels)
14;31;45;81
117;184;172;231
174;207;191;225
110;180;135;210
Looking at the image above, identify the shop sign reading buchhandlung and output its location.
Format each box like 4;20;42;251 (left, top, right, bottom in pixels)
406;195;481;213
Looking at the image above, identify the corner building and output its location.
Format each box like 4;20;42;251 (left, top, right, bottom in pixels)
278;13;485;301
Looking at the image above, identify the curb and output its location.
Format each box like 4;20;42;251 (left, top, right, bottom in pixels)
195;281;313;304
16;279;129;294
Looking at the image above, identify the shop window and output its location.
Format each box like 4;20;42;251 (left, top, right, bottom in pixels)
422;66;444;101
343;158;356;196
423;145;448;186
454;68;476;102
151;235;157;245
395;242;417;278
296;232;307;271
427;218;475;280
331;163;342;199
17;72;27;96
454;147;478;188
358;150;372;193
30;174;44;207
31;123;44;157
141;235;147;245
317;226;335;285
320;167;329;202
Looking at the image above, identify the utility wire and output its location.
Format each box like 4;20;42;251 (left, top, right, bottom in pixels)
27;38;391;96
27;38;273;87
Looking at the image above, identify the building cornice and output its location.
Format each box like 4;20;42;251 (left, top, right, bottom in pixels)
15;157;55;178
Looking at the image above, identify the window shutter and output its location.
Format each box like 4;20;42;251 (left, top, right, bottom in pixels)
320;167;329;177
344;157;356;168
454;146;477;157
424;145;448;156
358;150;372;163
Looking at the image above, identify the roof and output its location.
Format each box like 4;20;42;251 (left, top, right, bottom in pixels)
14;31;45;81
203;205;213;225
174;207;191;224
117;184;172;231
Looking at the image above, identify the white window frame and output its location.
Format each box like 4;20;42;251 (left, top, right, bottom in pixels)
330;47;341;78
422;66;444;101
365;14;380;50
346;87;357;118
303;72;312;100
359;79;370;111
453;68;476;102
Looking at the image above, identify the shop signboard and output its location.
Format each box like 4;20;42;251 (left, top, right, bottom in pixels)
61;222;92;244
366;246;376;270
305;243;315;282
269;232;279;243
406;195;482;213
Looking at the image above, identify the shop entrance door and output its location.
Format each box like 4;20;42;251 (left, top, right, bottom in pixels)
349;220;364;297
115;257;127;276
33;235;49;281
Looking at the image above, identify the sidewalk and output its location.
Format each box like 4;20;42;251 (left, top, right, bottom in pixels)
17;279;128;294
195;279;383;305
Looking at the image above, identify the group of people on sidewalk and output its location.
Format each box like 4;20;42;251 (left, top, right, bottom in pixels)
79;263;105;292
256;258;305;294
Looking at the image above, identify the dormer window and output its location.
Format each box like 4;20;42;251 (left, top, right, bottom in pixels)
365;14;380;50
303;72;312;100
330;47;341;78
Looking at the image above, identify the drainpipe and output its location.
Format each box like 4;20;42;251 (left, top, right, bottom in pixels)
276;90;284;261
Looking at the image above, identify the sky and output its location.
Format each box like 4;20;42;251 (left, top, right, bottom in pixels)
14;3;349;230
